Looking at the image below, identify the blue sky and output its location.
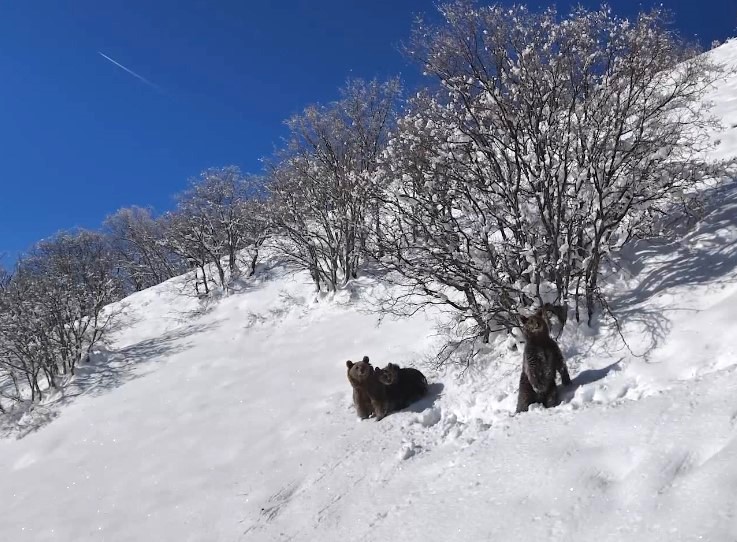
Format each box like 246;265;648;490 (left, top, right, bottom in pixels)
0;1;734;262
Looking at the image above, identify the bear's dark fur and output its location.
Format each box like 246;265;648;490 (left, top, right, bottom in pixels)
516;308;572;413
346;356;392;420
375;363;428;411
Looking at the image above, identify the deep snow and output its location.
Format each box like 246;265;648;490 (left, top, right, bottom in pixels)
2;40;737;542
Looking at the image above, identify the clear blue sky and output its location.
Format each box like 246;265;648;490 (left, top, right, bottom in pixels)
0;0;734;261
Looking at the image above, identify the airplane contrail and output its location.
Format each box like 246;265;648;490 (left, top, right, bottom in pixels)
97;51;162;92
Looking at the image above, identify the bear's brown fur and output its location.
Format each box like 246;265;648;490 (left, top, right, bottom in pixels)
346;356;391;420
516;308;571;413
375;363;428;411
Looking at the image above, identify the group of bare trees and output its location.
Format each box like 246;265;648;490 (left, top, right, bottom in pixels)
103;167;270;298
2;2;731;410
263;3;730;350
104;206;185;292
162;167;269;295
0;167;270;409
267;78;401;292
0;231;120;407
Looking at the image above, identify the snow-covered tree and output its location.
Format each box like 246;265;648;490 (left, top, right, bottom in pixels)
268;78;401;292
0;230;121;402
163;167;270;295
104;206;186;293
375;2;730;351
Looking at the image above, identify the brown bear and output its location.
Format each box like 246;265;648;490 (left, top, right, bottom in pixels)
516;308;572;413
346;356;391;421
375;363;428;411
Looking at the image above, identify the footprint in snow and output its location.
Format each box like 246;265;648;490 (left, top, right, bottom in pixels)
398;441;421;460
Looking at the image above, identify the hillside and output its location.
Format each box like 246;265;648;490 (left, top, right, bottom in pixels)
2;39;737;541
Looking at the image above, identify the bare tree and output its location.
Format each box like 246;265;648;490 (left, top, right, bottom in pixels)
0;267;23;410
163;167;270;295
104;206;186;293
268;78;401;292
237;198;271;277
0;230;121;403
161;208;219;296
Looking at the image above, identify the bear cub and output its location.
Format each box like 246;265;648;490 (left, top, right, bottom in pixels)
346;356;392;420
375;363;428;411
516;308;572;413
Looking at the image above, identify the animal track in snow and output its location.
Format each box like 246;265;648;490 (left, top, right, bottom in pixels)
259;480;300;522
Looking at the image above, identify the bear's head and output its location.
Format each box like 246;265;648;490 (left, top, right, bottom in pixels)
519;309;550;338
376;363;399;386
346;356;373;386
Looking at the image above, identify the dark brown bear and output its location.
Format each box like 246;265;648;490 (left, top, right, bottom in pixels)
346;356;391;421
375;363;428;411
516;308;572;413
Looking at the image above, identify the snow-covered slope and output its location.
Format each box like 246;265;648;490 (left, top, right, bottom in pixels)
2;40;737;542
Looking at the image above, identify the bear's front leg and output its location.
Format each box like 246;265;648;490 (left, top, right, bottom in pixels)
516;371;537;413
372;399;388;421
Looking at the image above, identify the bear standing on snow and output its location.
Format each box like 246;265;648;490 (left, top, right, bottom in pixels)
375;363;428;410
346;356;392;420
516;308;572;413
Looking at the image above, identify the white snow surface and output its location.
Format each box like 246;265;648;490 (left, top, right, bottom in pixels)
3;40;737;542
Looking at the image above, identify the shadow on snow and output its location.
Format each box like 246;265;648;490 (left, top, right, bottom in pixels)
0;320;218;440
606;178;737;357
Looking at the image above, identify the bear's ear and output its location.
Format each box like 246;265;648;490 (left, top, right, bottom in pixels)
346;360;354;369
519;314;529;325
535;306;545;317
362;355;370;363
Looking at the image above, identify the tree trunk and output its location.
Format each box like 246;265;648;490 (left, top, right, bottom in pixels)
585;251;601;327
249;248;259;276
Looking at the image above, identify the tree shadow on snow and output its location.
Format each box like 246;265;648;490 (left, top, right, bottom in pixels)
228;258;293;295
0;403;61;440
72;320;220;398
0;320;219;440
606;178;737;357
